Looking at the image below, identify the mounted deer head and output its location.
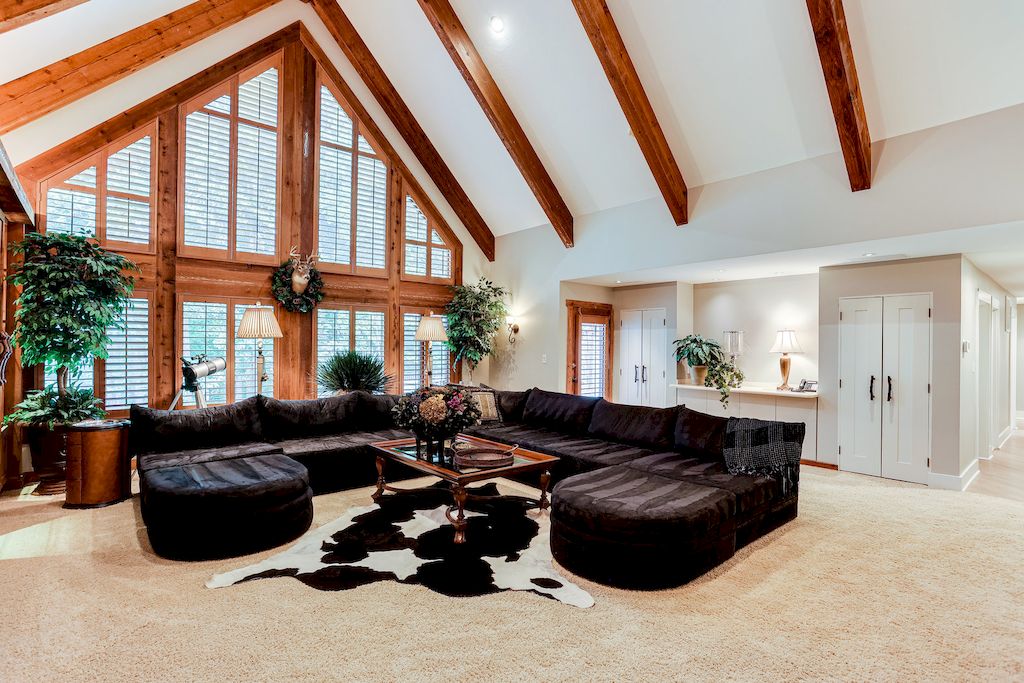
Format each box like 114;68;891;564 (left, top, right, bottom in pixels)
288;247;319;295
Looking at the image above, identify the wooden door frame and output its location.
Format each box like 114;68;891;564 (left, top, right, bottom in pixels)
565;299;613;398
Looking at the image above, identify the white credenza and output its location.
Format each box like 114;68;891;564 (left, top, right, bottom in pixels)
671;383;819;462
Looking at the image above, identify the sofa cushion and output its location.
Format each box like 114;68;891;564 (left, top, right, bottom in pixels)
261;392;362;440
551;465;734;541
277;428;411;458
483;386;531;422
588;400;679;449
628;452;780;516
136;441;283;474
129;397;263;455
465;423;652;472
358;392;402;430
522;388;599;434
674;406;727;461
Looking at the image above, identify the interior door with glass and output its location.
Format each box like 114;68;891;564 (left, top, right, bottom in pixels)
566;300;613;399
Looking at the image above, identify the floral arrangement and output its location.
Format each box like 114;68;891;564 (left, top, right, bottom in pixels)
392;386;482;439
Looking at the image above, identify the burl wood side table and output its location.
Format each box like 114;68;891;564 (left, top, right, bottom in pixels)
64;419;131;509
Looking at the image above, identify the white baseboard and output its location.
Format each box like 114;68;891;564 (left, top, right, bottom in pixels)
996;426;1013;449
929;459;980;491
1016;412;1024;430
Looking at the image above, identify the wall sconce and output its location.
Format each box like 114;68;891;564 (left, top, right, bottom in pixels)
506;315;520;344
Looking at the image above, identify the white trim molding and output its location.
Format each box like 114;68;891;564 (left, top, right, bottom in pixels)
929;459;980;491
996;425;1013;449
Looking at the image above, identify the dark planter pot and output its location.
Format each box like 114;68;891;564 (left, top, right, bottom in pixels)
24;424;70;496
415;432;457;465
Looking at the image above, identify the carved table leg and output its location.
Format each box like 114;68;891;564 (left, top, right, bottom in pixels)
451;484;468;544
538;470;552;510
373;455;386;502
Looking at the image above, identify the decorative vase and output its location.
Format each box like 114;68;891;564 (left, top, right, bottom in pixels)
689;364;708;385
416;433;454;464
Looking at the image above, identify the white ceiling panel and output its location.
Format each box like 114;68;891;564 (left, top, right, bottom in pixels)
845;0;1024;141
338;0;545;236
606;0;840;187
451;0;659;217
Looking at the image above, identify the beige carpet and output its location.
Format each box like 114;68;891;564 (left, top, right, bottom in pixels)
1;467;1021;682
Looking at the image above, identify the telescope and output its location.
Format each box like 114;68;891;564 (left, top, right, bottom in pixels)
169;355;227;409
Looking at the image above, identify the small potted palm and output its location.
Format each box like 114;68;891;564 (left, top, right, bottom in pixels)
4;233;137;494
673;334;725;386
316;351;393;395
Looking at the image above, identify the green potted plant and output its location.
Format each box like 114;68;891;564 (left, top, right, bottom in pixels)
316;351;393;395
673;334;725;386
5;232;137;493
705;360;745;407
444;277;508;385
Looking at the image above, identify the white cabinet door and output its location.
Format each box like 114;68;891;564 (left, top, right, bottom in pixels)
839;297;883;477
740;394;776;420
881;294;931;484
777;397;817;461
706;391;740;417
618;310;643;405
642;309;667;408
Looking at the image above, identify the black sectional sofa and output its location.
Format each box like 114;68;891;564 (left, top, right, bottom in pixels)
130;387;803;588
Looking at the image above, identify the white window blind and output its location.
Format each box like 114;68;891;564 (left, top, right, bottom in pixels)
182;64;279;257
402;196;452;281
578;322;607;398
104;298;149;409
181;301;228;405
317;144;353;265
316;308;351;397
44;358;95;392
46;186;97;238
106;136;151;244
355;155;387;269
402;312;449;393
234;304;274;399
354;310;385;362
183;107;231;249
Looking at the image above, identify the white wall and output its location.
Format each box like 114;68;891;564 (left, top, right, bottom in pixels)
960;257;1014;469
818;255;963;475
693;274;818;386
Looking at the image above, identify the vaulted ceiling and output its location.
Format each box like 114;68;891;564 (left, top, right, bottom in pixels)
2;0;1023;249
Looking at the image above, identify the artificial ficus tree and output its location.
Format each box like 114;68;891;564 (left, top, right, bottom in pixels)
8;232;138;399
444;277;509;373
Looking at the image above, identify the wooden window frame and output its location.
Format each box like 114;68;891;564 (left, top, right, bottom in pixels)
177;53;284;266
314;68;391;278
33;289;155;417
175;294;283;407
400;190;456;285
312;300;390;383
566;299;614;399
39;122;158;255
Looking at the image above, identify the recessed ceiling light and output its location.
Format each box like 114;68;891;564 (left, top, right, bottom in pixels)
489;16;505;33
615;280;622;284
863;252;875;257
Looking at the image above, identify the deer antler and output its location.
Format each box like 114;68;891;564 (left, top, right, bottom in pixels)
305;253;319;266
288;246;300;262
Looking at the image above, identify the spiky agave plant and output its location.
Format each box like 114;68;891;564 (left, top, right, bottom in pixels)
317;351;393;395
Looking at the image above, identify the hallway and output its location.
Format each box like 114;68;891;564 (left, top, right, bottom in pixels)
968;430;1024;502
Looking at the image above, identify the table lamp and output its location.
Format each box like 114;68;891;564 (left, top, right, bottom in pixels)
415;313;448;388
769;329;802;391
236;302;283;396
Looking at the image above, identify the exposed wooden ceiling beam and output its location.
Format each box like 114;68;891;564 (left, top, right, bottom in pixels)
416;0;574;248
306;0;495;261
571;0;688;226
0;0;85;34
805;0;871;191
0;136;34;224
0;0;280;136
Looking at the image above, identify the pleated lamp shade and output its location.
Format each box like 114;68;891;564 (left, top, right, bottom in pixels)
236;303;284;339
415;315;448;342
769;329;802;354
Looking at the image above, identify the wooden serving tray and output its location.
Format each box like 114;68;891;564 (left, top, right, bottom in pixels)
452;444;518;469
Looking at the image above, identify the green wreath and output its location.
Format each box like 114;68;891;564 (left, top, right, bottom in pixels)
271;260;325;313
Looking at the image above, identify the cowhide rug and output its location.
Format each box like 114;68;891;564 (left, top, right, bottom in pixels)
207;483;594;608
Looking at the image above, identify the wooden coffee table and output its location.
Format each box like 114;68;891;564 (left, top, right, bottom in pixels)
370;435;559;544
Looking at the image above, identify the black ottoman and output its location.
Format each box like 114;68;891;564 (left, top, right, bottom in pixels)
550;465;737;589
140;454;313;561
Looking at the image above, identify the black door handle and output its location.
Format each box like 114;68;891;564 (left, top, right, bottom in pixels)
642;365;647;383
869;375;876;401
887;376;893;402
634;365;639;383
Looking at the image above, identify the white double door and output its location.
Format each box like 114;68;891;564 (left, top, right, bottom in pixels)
619;308;667;407
839;294;931;484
